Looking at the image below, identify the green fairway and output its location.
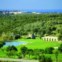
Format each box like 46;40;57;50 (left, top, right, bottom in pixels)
0;38;62;62
16;39;62;62
17;38;61;49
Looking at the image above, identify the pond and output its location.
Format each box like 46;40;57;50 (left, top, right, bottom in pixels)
4;41;27;46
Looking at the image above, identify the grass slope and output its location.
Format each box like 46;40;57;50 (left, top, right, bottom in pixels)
17;38;61;49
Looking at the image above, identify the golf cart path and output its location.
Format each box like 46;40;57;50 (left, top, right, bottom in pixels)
0;58;38;62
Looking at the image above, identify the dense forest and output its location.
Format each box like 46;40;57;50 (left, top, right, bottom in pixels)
0;13;62;40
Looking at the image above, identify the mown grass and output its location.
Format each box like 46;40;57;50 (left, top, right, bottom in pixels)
17;38;61;49
0;38;62;62
16;38;62;62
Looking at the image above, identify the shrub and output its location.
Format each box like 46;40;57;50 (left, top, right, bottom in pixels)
21;46;28;58
6;46;17;57
58;44;62;53
45;47;54;54
39;55;52;62
32;34;36;39
15;34;20;39
0;41;5;48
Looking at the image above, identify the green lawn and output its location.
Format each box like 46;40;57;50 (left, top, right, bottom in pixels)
17;38;61;49
16;38;62;62
0;38;62;62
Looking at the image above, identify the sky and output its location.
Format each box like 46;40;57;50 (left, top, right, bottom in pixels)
0;0;62;11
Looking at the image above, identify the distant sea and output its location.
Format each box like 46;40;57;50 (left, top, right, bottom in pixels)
23;9;62;13
0;9;62;13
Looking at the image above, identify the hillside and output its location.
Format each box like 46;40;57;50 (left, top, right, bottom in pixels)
0;13;62;39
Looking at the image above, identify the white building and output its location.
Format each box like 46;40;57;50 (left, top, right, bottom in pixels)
42;36;58;41
9;11;22;14
1;11;22;15
28;33;32;38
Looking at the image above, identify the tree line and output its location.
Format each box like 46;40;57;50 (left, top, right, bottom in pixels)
0;13;62;41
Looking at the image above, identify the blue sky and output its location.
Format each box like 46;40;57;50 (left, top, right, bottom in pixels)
0;0;62;11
